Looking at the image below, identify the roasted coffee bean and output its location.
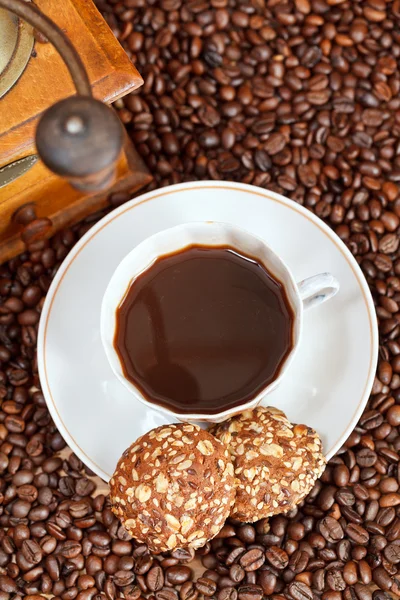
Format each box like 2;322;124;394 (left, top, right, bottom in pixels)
146;566;164;592
170;548;195;563
289;550;309;574
22;540;42;565
239;549;264;571
59;541;82;559
104;555;119;575
85;555;102;576
134;555;153;575
326;569;346;591
373;567;393;591
45;555;60;581
118;557;134;572
156;589;179;600
257;570;276;595
288;581;313;600
12;499;31;518
165;566;192;585
17;484;38;503
112;541;131;556
124;585;142;600
336;489;355;506
113;570;135;587
230;564;245;584
88;532;111;548
384;544;400;564
372;593;392;600
357;449;377;467
42;457;62;473
104;578;116;600
39;535;56;557
312;568;325;592
237;584;263;600
218;588;238;600
180;581;198;600
135;574;147;594
265;547;289;569
225;547;245;566
236;526;255;545
77;574;95;590
346;524;369;545
76;478;96;497
195;578;217;596
318;517;344;542
359;560;372;585
13;523;30;548
344;560;358;585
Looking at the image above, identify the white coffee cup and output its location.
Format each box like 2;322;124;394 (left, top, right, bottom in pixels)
101;222;339;423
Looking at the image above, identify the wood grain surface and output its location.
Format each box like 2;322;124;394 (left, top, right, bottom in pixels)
0;0;143;164
0;0;151;263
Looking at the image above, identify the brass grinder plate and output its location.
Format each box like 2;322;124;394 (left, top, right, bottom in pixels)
0;8;34;99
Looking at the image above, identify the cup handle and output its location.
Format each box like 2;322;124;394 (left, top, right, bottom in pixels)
297;273;339;311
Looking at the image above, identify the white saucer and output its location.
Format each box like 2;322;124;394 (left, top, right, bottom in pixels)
38;181;378;482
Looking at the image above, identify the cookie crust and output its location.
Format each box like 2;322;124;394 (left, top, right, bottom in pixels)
211;407;326;522
110;423;236;552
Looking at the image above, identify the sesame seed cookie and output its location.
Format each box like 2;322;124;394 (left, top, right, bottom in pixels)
109;423;236;553
211;407;326;522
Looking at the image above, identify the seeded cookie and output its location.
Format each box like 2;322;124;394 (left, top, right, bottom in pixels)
211;407;326;522
109;423;236;553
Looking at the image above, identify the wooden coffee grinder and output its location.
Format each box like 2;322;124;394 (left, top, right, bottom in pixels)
0;0;152;263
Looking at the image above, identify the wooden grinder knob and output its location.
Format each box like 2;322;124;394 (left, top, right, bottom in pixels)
36;96;124;191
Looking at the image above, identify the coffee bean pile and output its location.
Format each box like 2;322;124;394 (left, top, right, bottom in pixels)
1;0;400;598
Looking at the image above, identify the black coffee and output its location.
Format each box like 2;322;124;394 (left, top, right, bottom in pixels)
114;246;294;414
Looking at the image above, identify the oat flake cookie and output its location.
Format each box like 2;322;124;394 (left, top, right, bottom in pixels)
109;423;236;553
211;407;326;522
